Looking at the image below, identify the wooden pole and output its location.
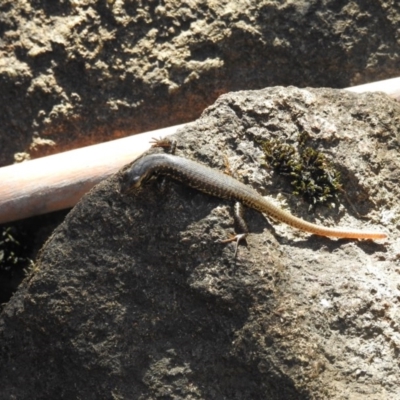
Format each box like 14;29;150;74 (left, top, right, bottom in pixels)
0;76;399;224
0;124;186;224
345;76;400;100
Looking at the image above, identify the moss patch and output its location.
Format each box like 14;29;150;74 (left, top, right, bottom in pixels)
260;132;342;206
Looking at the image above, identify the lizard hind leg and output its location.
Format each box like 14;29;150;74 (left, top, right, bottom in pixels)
218;233;247;258
218;202;249;257
220;157;250;257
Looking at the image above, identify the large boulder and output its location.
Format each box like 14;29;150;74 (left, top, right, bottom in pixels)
1;87;399;399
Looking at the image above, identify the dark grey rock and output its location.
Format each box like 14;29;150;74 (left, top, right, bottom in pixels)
1;87;399;399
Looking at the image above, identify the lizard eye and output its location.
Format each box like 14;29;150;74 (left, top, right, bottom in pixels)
120;171;141;193
130;175;141;187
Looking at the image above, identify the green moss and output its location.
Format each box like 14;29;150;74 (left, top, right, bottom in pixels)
260;133;342;206
0;227;29;269
0;226;33;307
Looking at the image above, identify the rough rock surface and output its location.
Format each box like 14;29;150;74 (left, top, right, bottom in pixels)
1;87;399;399
1;0;399;165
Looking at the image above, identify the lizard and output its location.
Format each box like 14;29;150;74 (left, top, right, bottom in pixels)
121;139;387;255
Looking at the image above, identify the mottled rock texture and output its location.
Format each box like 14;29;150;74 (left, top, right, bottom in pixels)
0;0;399;165
1;87;399;399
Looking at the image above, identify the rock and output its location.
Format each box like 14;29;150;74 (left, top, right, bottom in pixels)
0;87;399;399
1;1;400;165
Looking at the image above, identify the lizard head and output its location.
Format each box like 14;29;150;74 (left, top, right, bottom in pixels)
120;155;159;194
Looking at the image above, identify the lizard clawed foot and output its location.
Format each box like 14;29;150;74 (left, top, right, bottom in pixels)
150;137;176;153
150;137;171;147
217;233;247;258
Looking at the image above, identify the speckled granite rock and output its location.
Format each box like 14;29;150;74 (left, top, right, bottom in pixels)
1;0;399;165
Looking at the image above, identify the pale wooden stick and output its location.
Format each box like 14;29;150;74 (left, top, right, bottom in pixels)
1;76;399;224
345;76;400;100
0;124;186;224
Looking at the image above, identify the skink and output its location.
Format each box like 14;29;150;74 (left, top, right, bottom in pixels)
122;153;387;242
